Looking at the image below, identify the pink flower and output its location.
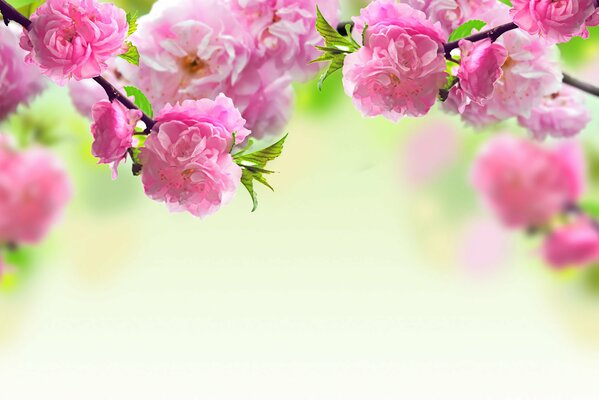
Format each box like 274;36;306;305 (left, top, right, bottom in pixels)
472;136;584;228
0;27;45;121
120;0;254;111
90;100;141;176
140;96;246;218
510;0;597;43
447;28;562;126
20;0;128;84
230;0;340;82
227;64;293;140
542;217;599;269
457;39;507;103
518;86;591;140
0;135;71;245
343;0;448;121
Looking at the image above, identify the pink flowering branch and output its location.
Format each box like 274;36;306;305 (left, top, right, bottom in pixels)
0;0;156;131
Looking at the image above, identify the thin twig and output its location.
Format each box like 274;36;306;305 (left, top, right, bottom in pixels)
563;73;599;97
443;22;518;54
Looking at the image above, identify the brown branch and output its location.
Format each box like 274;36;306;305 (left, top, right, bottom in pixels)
563;73;599;98
443;22;518;54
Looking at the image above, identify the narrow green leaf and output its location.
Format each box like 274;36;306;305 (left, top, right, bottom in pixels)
234;134;288;212
497;0;512;6
312;6;360;90
123;86;154;118
448;20;487;42
126;11;138;37
119;42;140;66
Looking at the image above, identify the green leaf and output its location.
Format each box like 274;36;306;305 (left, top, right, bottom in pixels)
234;134;288;212
497;0;512;6
119;42;140;66
126;11;138;37
448;20;487;42
123;85;154;118
312;6;360;90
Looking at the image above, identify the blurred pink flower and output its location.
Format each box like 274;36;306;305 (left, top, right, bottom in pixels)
458;217;511;277
227;64;293;140
518;86;591;140
472;136;584;228
343;0;447;121
457;39;507;103
140;96;245;218
230;0;339;82
542;217;599;269
0;136;71;245
20;0;128;84
0;27;45;121
510;0;597;43
90;100;142;177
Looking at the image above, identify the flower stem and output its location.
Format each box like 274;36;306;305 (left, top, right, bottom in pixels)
0;0;156;131
563;73;599;97
443;22;518;53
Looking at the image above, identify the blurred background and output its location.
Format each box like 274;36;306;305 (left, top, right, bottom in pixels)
1;0;599;398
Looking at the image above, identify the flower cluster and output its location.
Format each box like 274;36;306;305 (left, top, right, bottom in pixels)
113;0;339;139
472;135;599;270
0;135;71;246
324;0;595;140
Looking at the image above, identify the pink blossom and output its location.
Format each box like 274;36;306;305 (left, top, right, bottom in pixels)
510;0;597;43
120;0;254;111
227;64;293;140
343;0;448;121
457;39;507;103
20;0;128;84
472;136;584;228
0;27;45;121
140;96;246;218
90;100;142;176
542;217;599;269
230;0;340;82
518;86;591;140
0;135;71;245
447;28;562;126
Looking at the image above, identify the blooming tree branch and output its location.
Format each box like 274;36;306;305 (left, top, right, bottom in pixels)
0;0;156;130
443;22;518;53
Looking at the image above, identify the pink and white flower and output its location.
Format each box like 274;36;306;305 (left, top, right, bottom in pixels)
20;0;128;84
343;0;448;121
0;136;71;245
472;136;584;228
90;100;142;176
0;27;45;121
140;95;246;218
542;217;599;269
510;0;597;43
518;86;592;140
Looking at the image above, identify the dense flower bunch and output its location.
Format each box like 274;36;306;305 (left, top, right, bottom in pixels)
472;136;599;270
111;0;339;139
0;135;71;269
0;0;342;221
317;0;595;140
